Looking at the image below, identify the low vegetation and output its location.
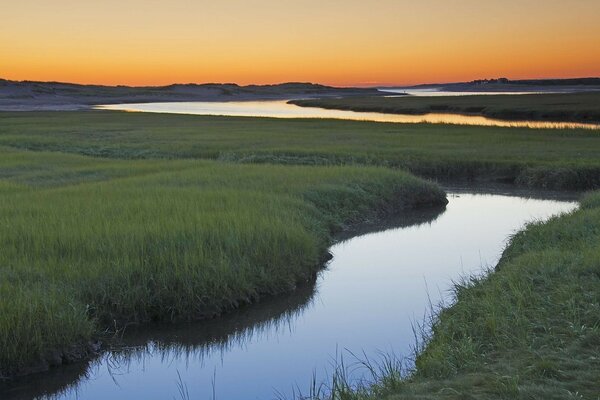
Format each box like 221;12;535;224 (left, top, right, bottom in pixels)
0;146;445;377
309;191;600;399
290;91;600;124
1;111;600;190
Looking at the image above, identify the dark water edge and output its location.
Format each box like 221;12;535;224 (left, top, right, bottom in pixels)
439;182;581;201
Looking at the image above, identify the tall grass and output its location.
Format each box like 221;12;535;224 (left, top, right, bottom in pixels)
0;148;446;377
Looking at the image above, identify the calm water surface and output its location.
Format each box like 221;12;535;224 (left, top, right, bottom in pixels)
378;88;551;96
96;100;599;130
1;189;577;400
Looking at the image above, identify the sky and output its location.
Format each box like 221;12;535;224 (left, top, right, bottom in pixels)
1;0;600;87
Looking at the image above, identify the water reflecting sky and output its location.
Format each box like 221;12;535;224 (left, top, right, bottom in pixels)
96;100;599;130
1;191;578;400
379;88;554;96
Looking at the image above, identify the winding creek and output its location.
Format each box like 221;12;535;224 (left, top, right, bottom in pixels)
96;100;600;129
1;187;577;400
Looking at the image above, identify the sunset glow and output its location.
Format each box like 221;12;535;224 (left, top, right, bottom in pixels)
2;0;600;86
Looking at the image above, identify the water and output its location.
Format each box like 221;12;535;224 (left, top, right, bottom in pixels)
95;100;600;130
1;188;578;400
379;88;549;97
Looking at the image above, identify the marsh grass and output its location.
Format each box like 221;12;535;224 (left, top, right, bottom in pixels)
0;147;446;377
1;111;600;190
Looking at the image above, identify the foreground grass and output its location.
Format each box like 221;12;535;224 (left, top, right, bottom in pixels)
310;192;600;399
1;111;599;190
0;147;445;377
291;91;600;123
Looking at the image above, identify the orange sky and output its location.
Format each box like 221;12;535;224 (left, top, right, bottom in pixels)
2;0;600;86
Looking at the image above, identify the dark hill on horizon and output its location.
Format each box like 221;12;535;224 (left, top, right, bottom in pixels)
0;79;381;111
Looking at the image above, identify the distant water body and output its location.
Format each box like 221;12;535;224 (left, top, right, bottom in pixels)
97;99;599;130
379;88;550;97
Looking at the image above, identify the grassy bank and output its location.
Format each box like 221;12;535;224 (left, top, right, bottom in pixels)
290;91;600;124
314;191;600;399
1;111;600;190
0;147;445;377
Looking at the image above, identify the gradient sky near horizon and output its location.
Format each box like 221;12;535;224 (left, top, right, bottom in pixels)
2;0;600;86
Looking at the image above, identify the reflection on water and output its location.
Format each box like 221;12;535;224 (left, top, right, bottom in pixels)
96;100;600;130
378;88;554;97
0;190;577;400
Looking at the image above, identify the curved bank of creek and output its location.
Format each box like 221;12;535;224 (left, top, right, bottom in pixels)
0;186;578;400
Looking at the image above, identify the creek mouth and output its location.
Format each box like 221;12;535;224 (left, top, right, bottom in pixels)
0;187;578;400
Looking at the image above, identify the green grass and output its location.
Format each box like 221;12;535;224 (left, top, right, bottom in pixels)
291;91;600;123
1;110;600;190
0;146;445;377
307;191;600;399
